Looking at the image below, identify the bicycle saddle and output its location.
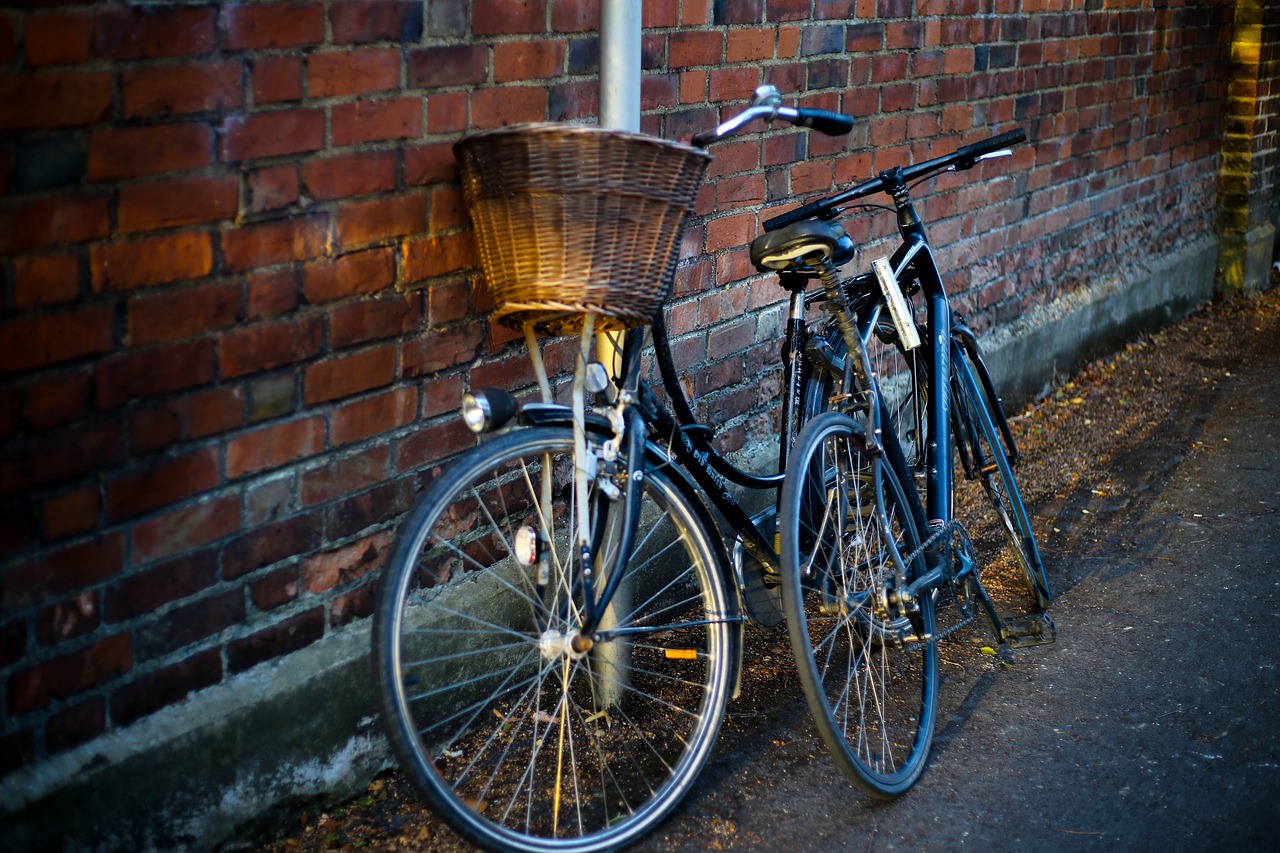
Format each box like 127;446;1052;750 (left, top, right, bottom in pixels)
750;218;854;272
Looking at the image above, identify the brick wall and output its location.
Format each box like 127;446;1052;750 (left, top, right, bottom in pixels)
0;1;1241;776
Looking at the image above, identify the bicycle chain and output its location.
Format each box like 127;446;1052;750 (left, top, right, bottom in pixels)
894;517;984;643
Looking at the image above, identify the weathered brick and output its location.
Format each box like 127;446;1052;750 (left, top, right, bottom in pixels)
0;194;109;254
121;60;242;119
407;44;487;88
226;607;324;674
104;549;220;623
94;4;216;59
45;697;105;754
0;421;122;497
42;484;100;542
301;530;391;595
87;124;212;180
329;582;375;627
336;194;426;250
134;590;244;661
331;0;422;44
331;97;421;146
252;56;302;104
246;164;300;213
26;12;92;67
222;512;319;580
246;268;300;319
219;314;322;379
2;534;122;611
13;255;80;309
127;281;241;346
302;150;397;202
91;232;213;293
403;142;457;186
299;445;390;507
0;727;35;776
395;418;475;472
670;31;724;67
250;565;300;612
226;416;325;479
247;373;297;423
118;174;238;233
402;323;484;375
0;619;28;670
302;344;396;405
131;386;246;453
105;448;222;522
308;48;399;98
109;648;222;727
473;0;545;34
0;71;111;131
7;632;131;716
400;232;476;282
323;478;409;540
0;306;113;375
428;89;470;132
222;2;326;50
131;493;241;566
36;591;100;646
221;214;328;273
494;40;564;83
470;86;546;129
221;110;325;161
330;386;417;446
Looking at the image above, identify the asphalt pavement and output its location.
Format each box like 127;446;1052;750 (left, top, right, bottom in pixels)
632;290;1280;853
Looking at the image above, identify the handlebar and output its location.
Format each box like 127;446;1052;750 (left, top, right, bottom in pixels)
690;85;854;148
763;127;1027;232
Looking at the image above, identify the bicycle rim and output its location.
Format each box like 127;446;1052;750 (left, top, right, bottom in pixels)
780;412;938;798
373;427;733;852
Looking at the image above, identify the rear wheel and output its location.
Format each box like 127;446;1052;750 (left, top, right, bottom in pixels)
779;411;939;798
373;427;734;852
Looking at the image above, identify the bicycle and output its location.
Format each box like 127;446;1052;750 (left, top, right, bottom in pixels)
372;87;860;853
769;130;1056;798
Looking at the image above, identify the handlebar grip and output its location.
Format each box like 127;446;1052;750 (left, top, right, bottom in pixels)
763;198;828;232
955;128;1026;164
793;108;855;137
690;129;716;149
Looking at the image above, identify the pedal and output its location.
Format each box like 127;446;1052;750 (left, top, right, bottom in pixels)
1000;612;1056;648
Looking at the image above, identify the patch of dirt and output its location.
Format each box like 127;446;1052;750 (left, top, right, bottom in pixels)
249;285;1280;853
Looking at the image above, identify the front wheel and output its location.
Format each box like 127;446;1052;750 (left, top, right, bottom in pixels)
373;427;734;852
779;411;939;798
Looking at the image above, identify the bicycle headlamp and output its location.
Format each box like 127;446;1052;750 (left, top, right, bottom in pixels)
460;388;518;434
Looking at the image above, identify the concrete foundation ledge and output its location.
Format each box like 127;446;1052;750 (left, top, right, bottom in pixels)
0;236;1225;853
0;620;389;853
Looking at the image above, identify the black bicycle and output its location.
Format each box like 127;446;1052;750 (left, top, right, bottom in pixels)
770;130;1055;798
372;88;862;853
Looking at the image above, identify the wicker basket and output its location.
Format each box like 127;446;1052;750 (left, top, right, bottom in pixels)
455;124;712;335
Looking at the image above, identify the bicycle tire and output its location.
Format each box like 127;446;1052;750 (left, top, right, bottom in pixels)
779;411;939;798
373;426;734;853
952;350;1051;609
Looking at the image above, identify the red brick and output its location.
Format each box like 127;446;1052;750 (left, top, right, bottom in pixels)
2;534;124;611
7;632;131;716
135;590;244;660
0;619;28;670
221;109;325;161
302;344;396;405
36;591;100;646
331;97;421;146
93;4;216;59
670;31;724;67
403;142;457;186
0;13;15;68
426;278;470;325
94;339;216;408
395;418;475;472
118;175;238;234
246;164;300;213
126;281;241;346
13;255;80;309
552;0;599;31
219;314;322;378
0;421;122;497
131;385;247;453
90;232;214;292
226;416;324;479
121;60;242;119
222;2;325;50
226;607;323;674
0;307;113;375
106;448;221;522
331;386;417;446
42;484;100;542
329;582;375;627
252;56;302;104
427;90;469;133
494;41;564;83
307;48;399;98
302;248;395;303
401;232;476;282
336;194;426;250
301;150;397;201
221;214;328;273
104;549;220;624
131;493;241;564
222;513;320;579
24;371;90;429
87;124;212;180
470;86;546;129
109;648;222;727
473;0;545;34
332;1;420;44
249;566;300;612
301;530;391;595
403;323;484;375
246;268;299;320
0;194;109;254
26;12;92;67
299;445;389;506
407;45;487;88
0;71;111;131
330;292;420;348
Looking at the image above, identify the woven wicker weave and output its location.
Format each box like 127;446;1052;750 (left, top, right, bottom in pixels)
455;124;712;335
